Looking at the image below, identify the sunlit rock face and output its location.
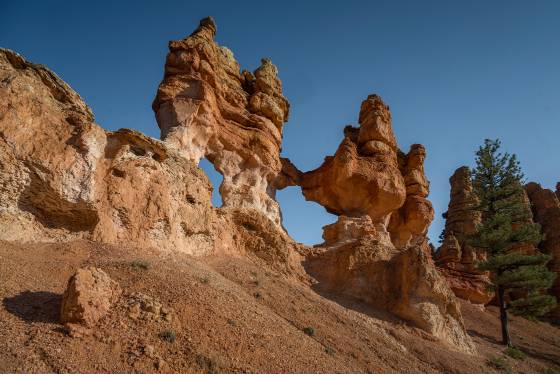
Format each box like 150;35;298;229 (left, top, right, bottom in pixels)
0;48;227;254
152;17;290;226
289;95;473;353
286;94;433;250
525;182;560;318
0;18;476;353
434;167;494;305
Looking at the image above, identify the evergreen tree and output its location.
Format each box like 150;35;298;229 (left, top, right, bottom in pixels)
469;139;556;347
438;227;446;245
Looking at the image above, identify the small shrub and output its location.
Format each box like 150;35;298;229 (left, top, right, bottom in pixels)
325;346;336;356
200;276;210;284
254;291;262;300
487;356;512;373
131;260;150;270
504;346;526;360
541;368;558;374
158;329;176;343
227;319;237;327
196;354;219;374
303;327;315;337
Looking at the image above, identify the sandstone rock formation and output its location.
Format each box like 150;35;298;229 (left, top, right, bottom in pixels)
152;17;289;226
435;166;558;309
60;267;121;327
291;96;473;352
434;167;494;305
525;182;560;318
0;48;230;255
0;18;475;354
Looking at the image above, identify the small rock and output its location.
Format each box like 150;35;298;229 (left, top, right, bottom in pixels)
156;358;167;371
128;303;141;320
65;323;92;338
143;344;155;358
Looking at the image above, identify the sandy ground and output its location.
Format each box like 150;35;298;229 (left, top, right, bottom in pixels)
0;240;558;373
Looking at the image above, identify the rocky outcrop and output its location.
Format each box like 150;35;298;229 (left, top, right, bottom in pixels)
0;48;234;255
294;96;474;353
291;95;434;249
1;18;474;354
435;167;550;306
60;267;121;327
152;17;289;226
525;182;560;318
434;167;493;305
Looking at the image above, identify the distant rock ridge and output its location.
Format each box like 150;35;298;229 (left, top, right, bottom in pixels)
0;17;475;353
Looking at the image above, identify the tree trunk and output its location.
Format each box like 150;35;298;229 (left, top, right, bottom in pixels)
497;285;512;346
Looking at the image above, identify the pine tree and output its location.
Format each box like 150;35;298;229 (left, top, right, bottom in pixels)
438;227;446;244
469;139;557;347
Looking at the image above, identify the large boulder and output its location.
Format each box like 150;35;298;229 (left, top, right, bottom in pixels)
60;267;121;327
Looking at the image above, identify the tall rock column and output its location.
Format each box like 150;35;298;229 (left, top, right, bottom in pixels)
525;182;560;319
152;17;290;226
435;167;493;305
389;144;434;248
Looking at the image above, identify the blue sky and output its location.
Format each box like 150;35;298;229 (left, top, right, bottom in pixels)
3;1;559;245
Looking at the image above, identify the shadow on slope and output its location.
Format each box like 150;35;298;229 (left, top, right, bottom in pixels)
3;291;61;323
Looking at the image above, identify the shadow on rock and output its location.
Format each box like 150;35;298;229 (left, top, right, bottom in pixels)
2;291;62;323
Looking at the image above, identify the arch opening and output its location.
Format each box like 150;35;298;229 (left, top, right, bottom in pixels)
276;186;338;246
198;158;224;208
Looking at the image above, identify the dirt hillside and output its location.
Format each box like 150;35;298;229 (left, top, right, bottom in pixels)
1;240;558;373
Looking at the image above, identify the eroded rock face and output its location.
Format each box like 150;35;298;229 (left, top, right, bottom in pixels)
292;95;433;249
0;48;231;255
297;95;406;224
295;95;473;353
435;167;545;306
60;267;121;327
152;17;289;226
434;167;494;305
1;20;473;354
525;182;560;318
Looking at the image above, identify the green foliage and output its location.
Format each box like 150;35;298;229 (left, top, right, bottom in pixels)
438;227;446;244
509;293;557;317
195;354;219;374
303;327;315;336
470;139;556;319
131;260;150;270
200;276;210;284
227;319;237;327
504;346;526;360
158;329;177;343
487;356;512;373
325;346;336;356
470;140;541;254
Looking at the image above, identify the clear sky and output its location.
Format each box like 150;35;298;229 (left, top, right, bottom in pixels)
3;1;559;246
